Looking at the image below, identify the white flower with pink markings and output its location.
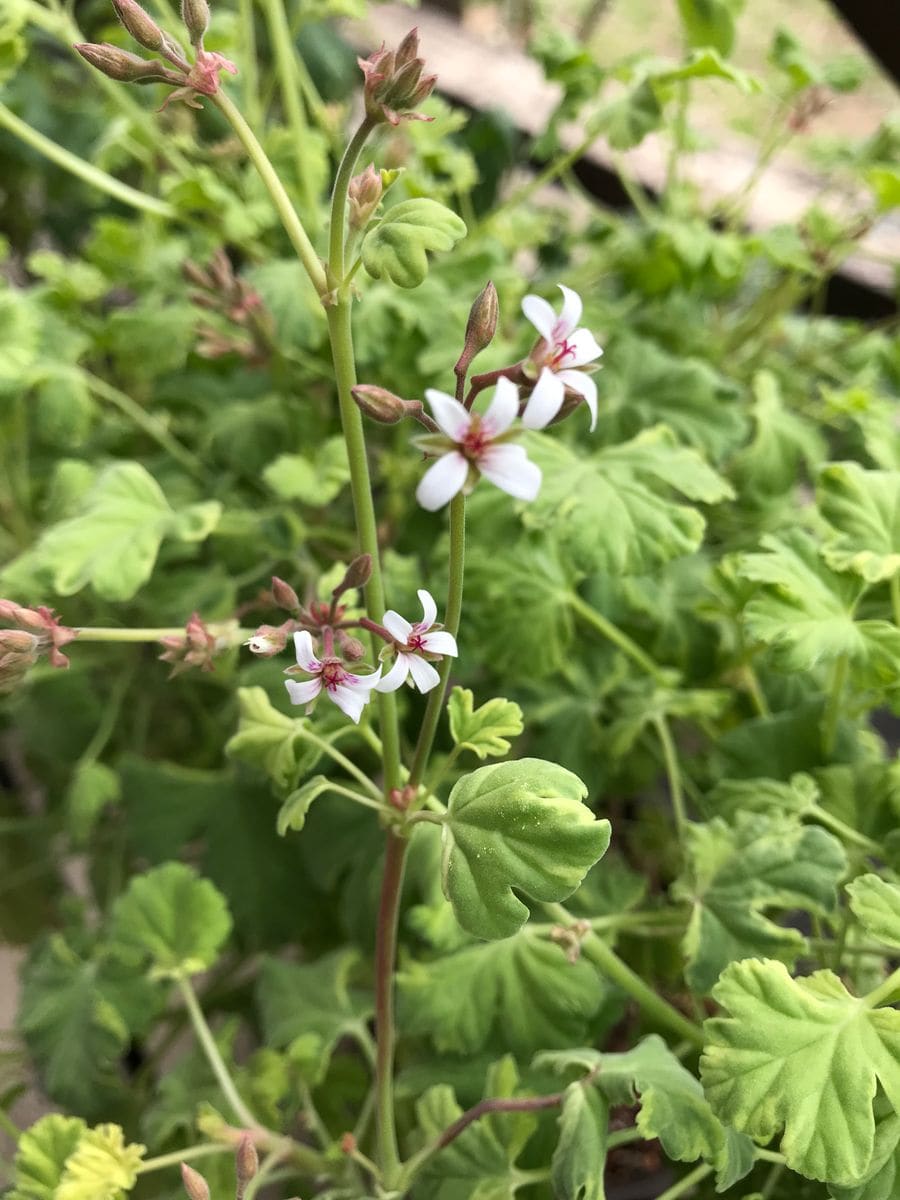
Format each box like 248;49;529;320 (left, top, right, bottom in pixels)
284;631;381;723
521;284;603;431
415;376;547;511
376;589;458;694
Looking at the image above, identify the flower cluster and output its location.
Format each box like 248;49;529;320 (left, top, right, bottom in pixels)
0;601;75;693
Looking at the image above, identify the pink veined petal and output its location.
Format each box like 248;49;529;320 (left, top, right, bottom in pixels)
482;376;520;436
521;367;564;430
425;389;471;441
565;328;604;368
375;654;410;693
558;369;598;431
478;443;542;501
344;665;383;692
416;451;469;511
420;630;458;657
284;677;322;706
293;630;320;671
417;589;437;630
406;654;441;693
556;284;583;338
328;684;368;723
383;610;414;643
521;293;557;341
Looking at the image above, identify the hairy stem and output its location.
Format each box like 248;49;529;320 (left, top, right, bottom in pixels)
177;976;260;1130
74;625;252;642
373;832;408;1185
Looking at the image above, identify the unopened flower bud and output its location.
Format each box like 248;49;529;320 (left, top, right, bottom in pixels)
348;164;383;230
340;1131;357;1155
358;30;436;126
0;630;40;694
180;0;209;46
74;41;176;82
335;554;372;597
351;384;406;424
271;576;302;615
111;0;165;50
180;1163;210;1200
236;1134;259;1188
337;631;366;661
455;281;498;379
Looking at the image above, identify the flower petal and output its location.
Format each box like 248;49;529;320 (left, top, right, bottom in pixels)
293;630;320;671
425;389;470;441
375;654;410;693
521;293;557;341
565;328;603;368
558;369;598;431
406;654;441;693
417;589;437;630
557;284;583;337
482;376;519;436
383;610;414;643
285;677;322;706
420;630;458;656
329;684;368;723
344;666;383;692
522;367;564;430
478;443;542;501
416;451;469;511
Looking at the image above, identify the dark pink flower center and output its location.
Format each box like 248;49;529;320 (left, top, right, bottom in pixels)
407;631;426;651
461;416;490;460
549;337;576;368
321;658;349;691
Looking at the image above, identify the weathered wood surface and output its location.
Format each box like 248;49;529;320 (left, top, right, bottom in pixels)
350;3;899;294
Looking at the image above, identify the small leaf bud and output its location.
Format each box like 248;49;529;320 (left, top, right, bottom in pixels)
74;41;178;82
112;0;165;50
180;1164;211;1200
180;0;210;46
235;1134;259;1187
348;163;383;230
455;281;498;379
271;576;302;615
351;384;406;424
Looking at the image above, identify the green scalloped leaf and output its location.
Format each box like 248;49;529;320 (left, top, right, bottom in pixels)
6;1114;86;1200
551;1083;608;1200
110;862;232;979
847;875;900;951
56;1124;145;1200
447;688;524;761
442;759;611;940
361;199;466;288
818;462;900;583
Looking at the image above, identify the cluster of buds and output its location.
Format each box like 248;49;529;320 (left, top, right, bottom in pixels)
357;28;436;126
183;251;274;365
158;613;237;677
0;601;75;693
75;0;236;111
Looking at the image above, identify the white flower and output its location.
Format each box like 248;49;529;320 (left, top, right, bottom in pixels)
521;283;603;431
376;589;458;694
415;376;544;511
284;631;381;723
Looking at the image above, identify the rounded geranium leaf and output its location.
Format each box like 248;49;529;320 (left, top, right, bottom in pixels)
442;758;610;940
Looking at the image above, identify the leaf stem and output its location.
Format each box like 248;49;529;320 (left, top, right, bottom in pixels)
809;804;879;855
373;832;408;1186
0;101;176;218
546;904;704;1047
294;727;383;800
176;975;260;1130
655;1163;712;1200
892;575;900;628
212;90;327;296
821;652;849;756
260;0;315;212
863;962;900;1009
138;1144;230;1174
653;714;688;838
74;625;252;643
569;593;668;682
409;493;466;790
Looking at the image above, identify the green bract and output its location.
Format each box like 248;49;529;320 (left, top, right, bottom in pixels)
441;759;611;940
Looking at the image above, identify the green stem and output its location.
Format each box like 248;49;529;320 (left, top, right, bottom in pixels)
213;89;327;295
79;661;135;765
260;0;314;211
0;101;176;218
74;625;251;643
329;117;376;281
373;832;408;1186
294;727;382;800
569;593;668;682
809;804;879;855
546;904;704;1047
655;1163;712;1200
237;0;262;128
742;663;770;718
664;81;689;197
606;1126;644;1149
822;652;849;756
176;976;260;1130
653;714;687;838
761;1161;786;1200
610;152;656;224
408;493;466;789
864;962;900;1009
324;781;390;814
891;575;900;628
84;373;207;479
138;1144;230;1174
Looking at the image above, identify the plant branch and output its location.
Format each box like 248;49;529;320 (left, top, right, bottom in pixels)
260;0;314;212
176;976;260;1130
569;593;669;682
373;832;408;1186
653;714;688;838
138;1144;230;1174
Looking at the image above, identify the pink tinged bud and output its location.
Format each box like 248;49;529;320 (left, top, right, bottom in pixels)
334;555;372;599
271;576;302;614
180;1163;210;1200
236;1134;259;1186
337;632;366;661
244;624;289;657
352;384;407;424
456;281;499;378
348;163;383;230
111;0;165;51
359;31;436;125
158;613;218;676
0;630;40;692
180;0;209;46
74;41;179;82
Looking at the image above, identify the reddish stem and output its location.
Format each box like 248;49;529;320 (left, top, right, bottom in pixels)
437;1092;565;1150
464;363;527;409
356;617;396;644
